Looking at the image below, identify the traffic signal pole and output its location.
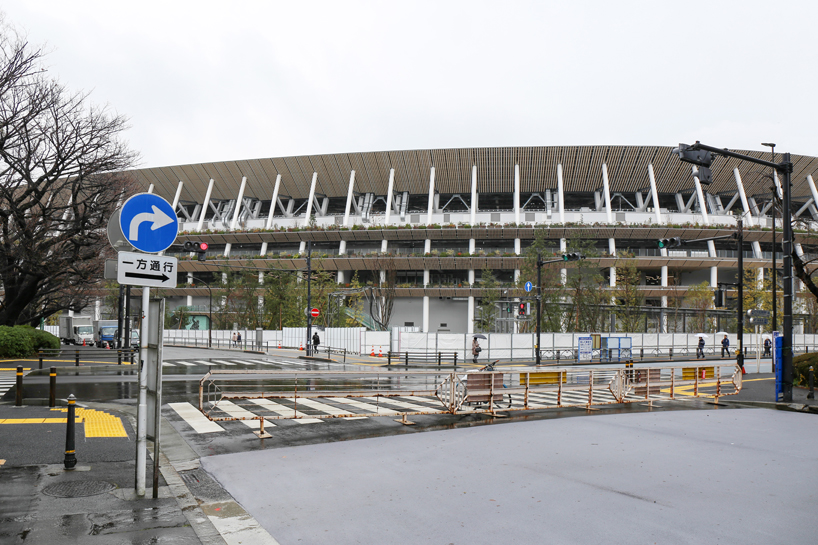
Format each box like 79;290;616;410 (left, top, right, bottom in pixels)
737;216;744;372
536;255;542;366
306;240;312;357
675;141;794;400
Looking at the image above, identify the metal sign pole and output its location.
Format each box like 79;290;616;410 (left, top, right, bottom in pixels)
135;286;149;496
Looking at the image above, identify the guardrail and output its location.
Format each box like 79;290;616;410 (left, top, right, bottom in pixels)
197;362;742;436
386;351;459;366
36;348;140;368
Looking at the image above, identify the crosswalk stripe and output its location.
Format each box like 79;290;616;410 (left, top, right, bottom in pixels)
227;360;258;366
246;398;323;423
173;361;197;367
211;360;237;366
241;359;277;365
212;400;274;428
360;396;433;412
162;362;175;367
169;402;224;433
287;398;367;420
326;397;401;416
195;360;218;366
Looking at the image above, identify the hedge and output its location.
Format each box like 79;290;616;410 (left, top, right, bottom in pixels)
0;326;60;358
792;352;818;387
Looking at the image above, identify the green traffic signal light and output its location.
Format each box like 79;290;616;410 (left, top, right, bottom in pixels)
658;237;682;249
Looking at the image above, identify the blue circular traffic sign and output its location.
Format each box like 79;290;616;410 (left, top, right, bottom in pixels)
524;281;533;292
118;193;178;253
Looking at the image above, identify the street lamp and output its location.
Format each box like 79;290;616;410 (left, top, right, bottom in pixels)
190;276;213;348
762;142;777;332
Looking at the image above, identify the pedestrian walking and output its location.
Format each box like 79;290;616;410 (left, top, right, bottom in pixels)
232;332;237;347
237;332;242;347
312;332;320;354
472;337;481;364
764;338;772;357
697;336;705;359
721;335;730;358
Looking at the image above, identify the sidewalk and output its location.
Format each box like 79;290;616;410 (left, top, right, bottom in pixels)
0;401;274;544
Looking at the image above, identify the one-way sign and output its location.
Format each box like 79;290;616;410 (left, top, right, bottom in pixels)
117;251;178;288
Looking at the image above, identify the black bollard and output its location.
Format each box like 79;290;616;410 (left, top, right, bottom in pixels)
808;366;814;400
49;367;57;407
64;394;77;470
405;352;409;368
387;351;391;367
39;350;44;370
118;350;122;366
75;350;80;367
454;352;458;366
15;365;23;406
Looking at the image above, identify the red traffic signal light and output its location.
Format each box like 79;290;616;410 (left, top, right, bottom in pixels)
199;242;208;251
518;303;526;316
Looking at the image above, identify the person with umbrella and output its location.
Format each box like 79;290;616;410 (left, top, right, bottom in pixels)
721;334;730;358
472;335;485;363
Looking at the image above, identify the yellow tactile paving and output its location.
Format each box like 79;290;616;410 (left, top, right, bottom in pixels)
0;407;128;438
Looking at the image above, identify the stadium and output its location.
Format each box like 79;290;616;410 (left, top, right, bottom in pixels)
123;145;818;337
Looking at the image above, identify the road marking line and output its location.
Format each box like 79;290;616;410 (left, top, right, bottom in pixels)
211;360;237;366
286;398;368;420
246;398;323;423
194;360;218;366
326;397;401;416
169;402;224;433
172;361;197;367
360;396;431;412
212;400;274;429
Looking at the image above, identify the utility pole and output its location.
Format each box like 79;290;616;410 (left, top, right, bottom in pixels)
672;141;793;400
737;216;744;372
536;255;542;366
762;142;777;332
306;240;312;357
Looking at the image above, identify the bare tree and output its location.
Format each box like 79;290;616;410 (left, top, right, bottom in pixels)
367;255;397;330
0;21;138;325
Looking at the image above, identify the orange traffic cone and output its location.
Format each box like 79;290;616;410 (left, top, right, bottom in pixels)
378;346;383;357
278;340;281;349
370;346;375;357
299;342;304;351
82;338;86;347
106;342;111;349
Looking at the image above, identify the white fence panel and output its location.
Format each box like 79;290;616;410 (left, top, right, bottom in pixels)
512;334;533;359
489;333;512;360
362;331;390;356
437;333;466;361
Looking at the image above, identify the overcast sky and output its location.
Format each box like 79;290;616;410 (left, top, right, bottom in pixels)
4;1;817;169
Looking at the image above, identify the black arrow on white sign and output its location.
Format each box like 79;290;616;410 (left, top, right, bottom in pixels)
125;272;170;282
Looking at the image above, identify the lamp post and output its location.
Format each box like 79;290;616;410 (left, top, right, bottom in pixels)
762;142;777;332
190;276;213;348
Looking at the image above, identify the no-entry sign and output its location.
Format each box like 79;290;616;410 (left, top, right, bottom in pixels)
310;308;320;318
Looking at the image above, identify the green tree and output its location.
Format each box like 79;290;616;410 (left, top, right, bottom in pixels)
519;230;566;333
684;282;714;333
476;267;499;333
613;252;645;333
564;236;608;332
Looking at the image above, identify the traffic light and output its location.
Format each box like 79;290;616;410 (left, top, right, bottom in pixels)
506;305;512;314
672;143;713;167
518;302;526;316
672;143;714;185
714;288;725;307
657;237;682;249
184;241;209;261
562;253;582;261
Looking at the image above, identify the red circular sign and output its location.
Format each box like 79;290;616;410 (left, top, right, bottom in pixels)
310;308;320;317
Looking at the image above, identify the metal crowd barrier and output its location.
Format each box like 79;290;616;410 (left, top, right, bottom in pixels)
197;363;742;435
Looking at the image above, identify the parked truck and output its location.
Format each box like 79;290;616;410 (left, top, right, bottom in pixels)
58;315;94;345
93;319;119;348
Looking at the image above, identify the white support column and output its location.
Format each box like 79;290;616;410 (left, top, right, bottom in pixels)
733;167;755;227
300;172;318;254
648;164;662;224
423;167;434;333
807;175;818;218
692;166;717;285
260;174;282;256
381;168;395;253
196;179;215;232
513;164;521;253
186;272;193;306
661;265;668;333
94;298;101;321
230;177;248;230
224;176;248;257
147;184;154;194
602;164;616;287
171;181;184;211
558;164;567;285
338;170;356;261
469;166;477;321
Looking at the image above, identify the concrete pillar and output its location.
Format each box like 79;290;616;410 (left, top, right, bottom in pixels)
196;179;215;232
558;164;567;285
381;168;395;253
260;174;282;256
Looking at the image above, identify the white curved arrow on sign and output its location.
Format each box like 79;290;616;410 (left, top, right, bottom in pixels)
128;205;174;241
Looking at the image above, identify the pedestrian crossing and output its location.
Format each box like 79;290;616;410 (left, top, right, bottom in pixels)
168;387;670;436
161;357;343;369
0;368;22;400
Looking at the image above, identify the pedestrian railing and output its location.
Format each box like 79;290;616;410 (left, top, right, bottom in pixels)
197;362;742;436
